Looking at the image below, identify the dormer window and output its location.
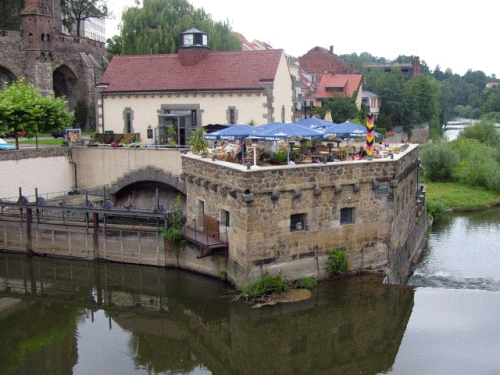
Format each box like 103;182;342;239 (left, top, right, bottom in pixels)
183;33;193;46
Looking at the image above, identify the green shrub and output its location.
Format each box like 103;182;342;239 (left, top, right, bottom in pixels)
426;200;446;217
449;138;500;192
271;151;288;165
161;196;186;260
458;119;500;148
295;277;317;289
244;273;289;298
325;248;349;276
420;143;459;181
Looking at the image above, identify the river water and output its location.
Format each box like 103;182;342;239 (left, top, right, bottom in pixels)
1;209;500;374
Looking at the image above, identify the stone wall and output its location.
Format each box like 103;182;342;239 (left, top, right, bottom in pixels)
182;144;425;286
0;6;108;106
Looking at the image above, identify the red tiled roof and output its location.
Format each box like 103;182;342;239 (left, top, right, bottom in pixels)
299;47;355;75
316;74;363;99
99;49;283;93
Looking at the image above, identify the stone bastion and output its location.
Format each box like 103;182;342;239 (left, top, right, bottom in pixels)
181;144;426;286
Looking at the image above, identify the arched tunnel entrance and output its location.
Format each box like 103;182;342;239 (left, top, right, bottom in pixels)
113;181;186;213
0;66;16;88
53;64;78;110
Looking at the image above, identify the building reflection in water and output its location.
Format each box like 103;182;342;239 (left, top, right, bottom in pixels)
0;253;414;375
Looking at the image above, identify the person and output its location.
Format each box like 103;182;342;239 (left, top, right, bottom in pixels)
238;140;247;163
358;146;367;158
288;159;295;165
213;140;218;149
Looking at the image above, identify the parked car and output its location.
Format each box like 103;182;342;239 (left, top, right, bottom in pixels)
0;138;15;150
52;129;66;138
6;131;26;138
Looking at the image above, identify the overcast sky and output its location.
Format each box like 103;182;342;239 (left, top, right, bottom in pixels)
107;0;500;78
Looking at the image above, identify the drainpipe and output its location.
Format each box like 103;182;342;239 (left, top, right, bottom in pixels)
68;148;78;189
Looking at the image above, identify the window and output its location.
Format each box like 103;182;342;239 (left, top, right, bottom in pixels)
191;110;197;126
290;213;306;232
221;209;230;227
340;207;355;224
229;108;236;124
125;111;132;133
194;33;203;45
123;108;134;134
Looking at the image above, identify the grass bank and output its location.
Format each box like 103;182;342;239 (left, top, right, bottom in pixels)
424;180;500;213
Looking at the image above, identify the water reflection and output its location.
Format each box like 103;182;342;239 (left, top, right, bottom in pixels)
0;254;415;375
409;208;500;289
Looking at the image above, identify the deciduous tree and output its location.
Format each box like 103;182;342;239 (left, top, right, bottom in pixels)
120;0;240;55
61;0;108;37
0;78;73;149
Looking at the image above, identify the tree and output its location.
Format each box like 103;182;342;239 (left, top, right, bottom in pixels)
61;0;108;37
120;0;240;55
106;35;123;57
406;75;441;128
0;78;73;149
74;98;88;129
316;96;359;123
0;0;24;30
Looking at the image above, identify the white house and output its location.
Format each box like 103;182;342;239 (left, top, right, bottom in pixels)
96;28;294;145
362;90;381;119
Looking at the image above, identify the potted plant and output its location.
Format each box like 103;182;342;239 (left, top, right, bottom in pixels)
188;127;209;155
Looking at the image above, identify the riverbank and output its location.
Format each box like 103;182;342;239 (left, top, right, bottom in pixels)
424;180;500;214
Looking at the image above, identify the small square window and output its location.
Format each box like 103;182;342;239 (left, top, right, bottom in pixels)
221;209;230;227
340;207;355;224
290;213;306;231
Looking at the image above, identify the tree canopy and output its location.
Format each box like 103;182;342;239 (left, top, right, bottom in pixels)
0;78;73;148
0;0;24;30
315;96;359;124
119;0;241;55
61;0;108;37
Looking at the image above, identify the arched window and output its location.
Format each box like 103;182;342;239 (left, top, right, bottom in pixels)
46;34;50;42
29;33;34;43
41;33;45;41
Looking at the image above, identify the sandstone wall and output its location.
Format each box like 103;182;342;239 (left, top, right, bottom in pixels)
182;144;424;285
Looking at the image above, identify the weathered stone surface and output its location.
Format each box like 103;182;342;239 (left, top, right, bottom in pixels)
182;144;427;285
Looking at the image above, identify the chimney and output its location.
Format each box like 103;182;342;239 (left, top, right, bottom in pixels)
329;45;334;54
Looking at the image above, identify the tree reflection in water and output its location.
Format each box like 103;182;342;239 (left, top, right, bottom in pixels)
0;253;414;375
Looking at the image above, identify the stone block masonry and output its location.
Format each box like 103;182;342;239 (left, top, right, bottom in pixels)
182;144;425;287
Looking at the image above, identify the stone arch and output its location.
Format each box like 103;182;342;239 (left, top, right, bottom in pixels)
110;167;187;212
0;66;16;88
110;167;187;196
53;64;78;109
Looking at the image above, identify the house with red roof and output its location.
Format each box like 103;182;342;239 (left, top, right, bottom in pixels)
315;74;363;109
298;46;355;76
96;28;293;145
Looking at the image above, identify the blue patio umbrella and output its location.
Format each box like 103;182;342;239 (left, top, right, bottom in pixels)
326;122;368;138
251;122;324;141
295;117;335;130
325;122;380;159
204;124;258;140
